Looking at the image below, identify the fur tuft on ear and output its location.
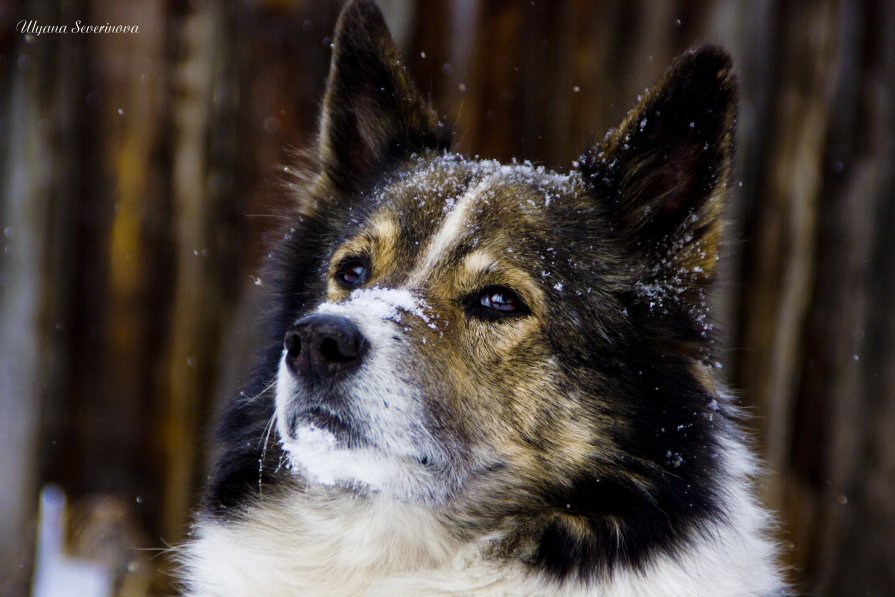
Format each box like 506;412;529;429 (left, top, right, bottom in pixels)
578;45;737;283
319;0;451;193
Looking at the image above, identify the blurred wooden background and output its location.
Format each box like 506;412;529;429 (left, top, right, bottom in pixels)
1;0;893;595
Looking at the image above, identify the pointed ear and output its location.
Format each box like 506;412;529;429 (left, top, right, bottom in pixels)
319;0;450;193
578;45;737;282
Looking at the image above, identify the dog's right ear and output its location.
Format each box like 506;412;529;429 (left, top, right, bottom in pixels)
318;0;449;194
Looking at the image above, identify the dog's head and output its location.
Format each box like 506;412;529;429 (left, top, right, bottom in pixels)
272;0;736;543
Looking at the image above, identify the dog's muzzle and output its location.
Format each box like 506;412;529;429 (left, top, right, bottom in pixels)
284;314;369;384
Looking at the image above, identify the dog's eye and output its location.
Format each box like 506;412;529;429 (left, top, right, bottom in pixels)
481;290;518;311
465;286;529;320
335;258;369;287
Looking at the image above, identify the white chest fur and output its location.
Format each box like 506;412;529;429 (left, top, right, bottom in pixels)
180;458;783;597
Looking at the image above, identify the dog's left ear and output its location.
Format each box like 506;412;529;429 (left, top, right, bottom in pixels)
578;45;736;283
318;0;449;193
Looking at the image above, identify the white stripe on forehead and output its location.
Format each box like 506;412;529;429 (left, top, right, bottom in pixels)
407;176;494;286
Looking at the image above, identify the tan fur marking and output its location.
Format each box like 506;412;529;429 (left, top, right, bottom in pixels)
371;211;398;244
326;210;400;301
462;249;497;275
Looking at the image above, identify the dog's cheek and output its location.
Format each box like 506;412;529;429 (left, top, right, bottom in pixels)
462;322;610;477
462;317;540;365
451;319;562;444
401;335;479;463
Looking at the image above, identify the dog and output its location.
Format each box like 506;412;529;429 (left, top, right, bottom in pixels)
180;1;786;594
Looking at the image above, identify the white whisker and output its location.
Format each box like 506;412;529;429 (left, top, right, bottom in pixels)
258;413;277;498
238;376;278;409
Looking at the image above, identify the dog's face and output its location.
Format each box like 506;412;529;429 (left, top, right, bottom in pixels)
272;0;736;533
275;158;625;503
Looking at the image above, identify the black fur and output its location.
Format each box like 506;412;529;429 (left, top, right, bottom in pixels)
318;0;451;193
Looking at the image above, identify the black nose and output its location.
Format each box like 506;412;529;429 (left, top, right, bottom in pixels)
284;314;368;382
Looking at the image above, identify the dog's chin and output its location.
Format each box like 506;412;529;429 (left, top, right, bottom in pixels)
279;421;436;500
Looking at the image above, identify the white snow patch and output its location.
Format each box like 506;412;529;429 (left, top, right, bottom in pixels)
318;286;431;326
282;424;390;489
280;422;430;497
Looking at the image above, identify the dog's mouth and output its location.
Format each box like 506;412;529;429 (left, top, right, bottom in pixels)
298;406;352;435
289;406;364;446
285;405;435;469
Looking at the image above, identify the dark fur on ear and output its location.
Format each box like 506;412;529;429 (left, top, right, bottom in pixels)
319;0;451;193
578;45;737;285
